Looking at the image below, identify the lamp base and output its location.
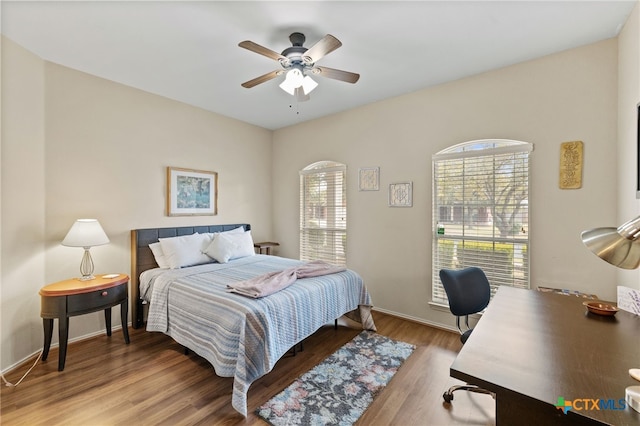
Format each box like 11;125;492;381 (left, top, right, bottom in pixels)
78;248;96;281
78;275;96;281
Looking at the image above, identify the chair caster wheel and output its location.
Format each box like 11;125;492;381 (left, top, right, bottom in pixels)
443;392;453;403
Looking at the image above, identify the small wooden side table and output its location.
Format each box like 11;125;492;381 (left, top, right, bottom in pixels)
40;274;130;371
254;242;280;255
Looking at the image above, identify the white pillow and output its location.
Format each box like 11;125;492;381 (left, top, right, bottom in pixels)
158;233;212;269
204;231;255;263
224;226;246;234
149;242;170;269
204;226;245;240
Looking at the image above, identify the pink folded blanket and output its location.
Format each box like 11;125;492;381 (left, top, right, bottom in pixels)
227;260;346;298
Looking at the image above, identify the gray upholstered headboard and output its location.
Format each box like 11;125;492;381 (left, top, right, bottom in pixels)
130;223;250;328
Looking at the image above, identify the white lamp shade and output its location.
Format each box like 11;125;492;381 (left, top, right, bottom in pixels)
279;68;305;95
301;75;318;95
62;219;110;248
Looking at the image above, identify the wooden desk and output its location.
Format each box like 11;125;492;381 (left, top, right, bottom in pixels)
450;286;640;425
40;274;130;371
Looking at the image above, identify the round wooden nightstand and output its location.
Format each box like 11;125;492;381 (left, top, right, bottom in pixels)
40;274;130;371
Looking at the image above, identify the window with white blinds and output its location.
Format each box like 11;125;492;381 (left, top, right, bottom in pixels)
300;161;347;266
432;140;533;304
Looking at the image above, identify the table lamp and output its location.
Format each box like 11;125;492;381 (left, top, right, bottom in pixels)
62;219;110;281
581;215;640;269
581;214;640;412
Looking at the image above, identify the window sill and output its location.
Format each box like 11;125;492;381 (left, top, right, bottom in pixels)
428;300;484;318
428;300;451;312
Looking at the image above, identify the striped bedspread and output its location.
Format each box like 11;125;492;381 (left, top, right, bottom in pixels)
140;255;376;416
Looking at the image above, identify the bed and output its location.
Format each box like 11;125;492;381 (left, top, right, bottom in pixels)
130;224;376;416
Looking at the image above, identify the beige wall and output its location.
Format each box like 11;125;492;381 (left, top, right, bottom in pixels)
1;38;47;371
1;37;273;371
617;1;640;289
273;38;621;328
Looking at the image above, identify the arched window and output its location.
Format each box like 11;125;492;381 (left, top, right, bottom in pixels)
300;161;347;266
432;139;533;304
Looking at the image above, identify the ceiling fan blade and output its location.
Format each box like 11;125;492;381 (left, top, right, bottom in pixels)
239;40;287;62
241;70;282;88
313;66;360;84
295;87;310;102
302;34;342;64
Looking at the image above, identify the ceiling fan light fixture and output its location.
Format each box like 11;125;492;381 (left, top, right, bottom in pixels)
279;68;304;95
301;75;318;95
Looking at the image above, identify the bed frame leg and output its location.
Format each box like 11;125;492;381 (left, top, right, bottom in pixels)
286;319;336;358
286;341;304;357
134;299;145;329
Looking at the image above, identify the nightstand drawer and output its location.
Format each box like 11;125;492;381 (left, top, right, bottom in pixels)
67;283;127;315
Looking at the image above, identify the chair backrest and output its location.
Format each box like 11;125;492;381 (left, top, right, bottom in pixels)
439;267;491;317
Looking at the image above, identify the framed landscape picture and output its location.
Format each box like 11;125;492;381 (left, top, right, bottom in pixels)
167;167;218;216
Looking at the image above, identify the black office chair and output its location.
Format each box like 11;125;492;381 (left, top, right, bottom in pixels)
439;267;494;403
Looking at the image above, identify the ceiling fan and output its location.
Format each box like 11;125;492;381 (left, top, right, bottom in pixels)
239;32;360;102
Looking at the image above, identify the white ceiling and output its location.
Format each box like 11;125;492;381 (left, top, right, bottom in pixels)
1;1;636;130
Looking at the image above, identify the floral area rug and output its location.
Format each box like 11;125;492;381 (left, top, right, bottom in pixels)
256;331;415;425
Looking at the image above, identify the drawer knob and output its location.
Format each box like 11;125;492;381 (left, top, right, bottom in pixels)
101;291;108;297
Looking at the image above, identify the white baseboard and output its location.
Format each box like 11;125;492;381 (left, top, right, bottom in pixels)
1;323;129;376
371;306;458;334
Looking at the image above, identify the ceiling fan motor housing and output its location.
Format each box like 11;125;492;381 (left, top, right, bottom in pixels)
281;33;310;68
281;46;307;61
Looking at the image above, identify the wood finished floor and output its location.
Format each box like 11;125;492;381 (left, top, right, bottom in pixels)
1;311;495;425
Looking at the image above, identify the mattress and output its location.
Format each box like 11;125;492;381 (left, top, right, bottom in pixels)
139;254;375;416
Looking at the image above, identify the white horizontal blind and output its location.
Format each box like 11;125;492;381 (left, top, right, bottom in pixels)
300;162;347;266
432;140;532;304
